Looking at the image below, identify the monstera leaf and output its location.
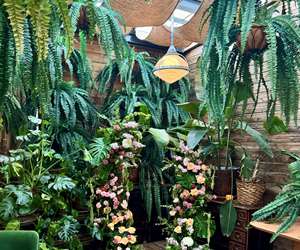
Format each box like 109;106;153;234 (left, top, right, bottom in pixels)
48;176;76;191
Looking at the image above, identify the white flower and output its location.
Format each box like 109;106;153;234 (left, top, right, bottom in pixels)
166;237;179;246
121;200;128;209
110;143;119;150
169;210;176;216
181;237;194;247
192;246;204;250
123;133;134;139
122;138;133;148
173;198;179;203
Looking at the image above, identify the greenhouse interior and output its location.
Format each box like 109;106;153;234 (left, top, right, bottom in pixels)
0;0;300;250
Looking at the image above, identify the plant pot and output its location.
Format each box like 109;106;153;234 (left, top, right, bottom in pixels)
237;180;265;206
236;25;267;52
213;166;239;197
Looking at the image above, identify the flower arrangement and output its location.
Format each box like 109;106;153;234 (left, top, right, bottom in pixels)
91;119;145;250
163;142;215;250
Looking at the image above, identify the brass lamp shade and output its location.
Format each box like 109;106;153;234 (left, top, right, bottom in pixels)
153;48;189;84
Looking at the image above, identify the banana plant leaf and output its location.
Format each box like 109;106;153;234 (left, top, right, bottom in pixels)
219;200;237;237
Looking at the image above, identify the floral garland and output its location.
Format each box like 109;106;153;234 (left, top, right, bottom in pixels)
163;142;215;250
92;119;144;250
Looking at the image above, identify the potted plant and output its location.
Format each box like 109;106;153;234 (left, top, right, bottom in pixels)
252;151;300;242
237;154;265;206
200;0;300;127
178;100;273;197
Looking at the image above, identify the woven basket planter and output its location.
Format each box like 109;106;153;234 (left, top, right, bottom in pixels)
237;180;265;206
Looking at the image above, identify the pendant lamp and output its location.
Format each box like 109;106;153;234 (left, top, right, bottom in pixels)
153;16;190;84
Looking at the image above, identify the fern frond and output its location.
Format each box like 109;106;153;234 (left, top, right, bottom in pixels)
3;0;26;56
27;0;51;61
240;0;256;52
54;0;73;58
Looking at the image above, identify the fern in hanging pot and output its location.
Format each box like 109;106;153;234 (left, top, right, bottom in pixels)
237;154;265;207
200;0;300;126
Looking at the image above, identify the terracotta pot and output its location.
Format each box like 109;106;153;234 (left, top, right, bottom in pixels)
236;25;267;52
213;166;239;197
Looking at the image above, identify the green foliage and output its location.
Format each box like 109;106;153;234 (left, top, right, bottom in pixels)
48;176;76;191
240;153;255;181
187;129;208;150
201;1;300;126
237;121;273;158
3;0;26;55
252;156;300;242
57;216;80;241
219;200;237;237
89;137;109;166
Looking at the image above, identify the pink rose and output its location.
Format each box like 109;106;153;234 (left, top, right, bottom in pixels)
96;202;101;209
113;124;121;131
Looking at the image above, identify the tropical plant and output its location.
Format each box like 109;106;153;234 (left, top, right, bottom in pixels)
252;151;300;242
178;101;273;170
48;80;98;154
0;117;88;249
97;48;191;128
200;0;300;126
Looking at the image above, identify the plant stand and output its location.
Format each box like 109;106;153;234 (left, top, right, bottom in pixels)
250;218;300;250
209;200;272;250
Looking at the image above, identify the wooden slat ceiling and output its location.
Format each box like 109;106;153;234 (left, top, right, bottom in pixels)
111;0;212;49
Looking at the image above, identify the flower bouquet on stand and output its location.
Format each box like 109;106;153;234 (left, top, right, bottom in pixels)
89;118;145;250
162;141;215;250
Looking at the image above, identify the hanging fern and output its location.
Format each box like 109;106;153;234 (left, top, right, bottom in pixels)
27;0;51;61
240;0;257;52
3;0;26;56
53;0;73;58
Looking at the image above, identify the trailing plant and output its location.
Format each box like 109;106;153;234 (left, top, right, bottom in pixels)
161;141;215;250
69;0;128;60
200;0;300;126
252;151;300;242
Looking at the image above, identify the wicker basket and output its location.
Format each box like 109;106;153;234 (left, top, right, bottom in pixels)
237;181;265;206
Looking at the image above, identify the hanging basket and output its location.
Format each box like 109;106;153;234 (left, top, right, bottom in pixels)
237;180;265;207
236;25;267;52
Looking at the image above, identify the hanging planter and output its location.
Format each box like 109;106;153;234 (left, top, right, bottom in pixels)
236;25;267;53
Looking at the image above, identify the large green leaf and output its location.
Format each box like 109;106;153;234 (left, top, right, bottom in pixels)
263;116;288;135
237;121;273;158
0;197;15;221
48;176;76;191
5;219;20;230
187;129;208;149
219;200;237;237
89;138;109;166
149;128;170;146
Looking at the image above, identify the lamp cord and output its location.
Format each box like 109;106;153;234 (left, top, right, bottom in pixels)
170;15;174;47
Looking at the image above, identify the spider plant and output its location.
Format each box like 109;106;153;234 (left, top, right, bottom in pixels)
200;0;300;126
